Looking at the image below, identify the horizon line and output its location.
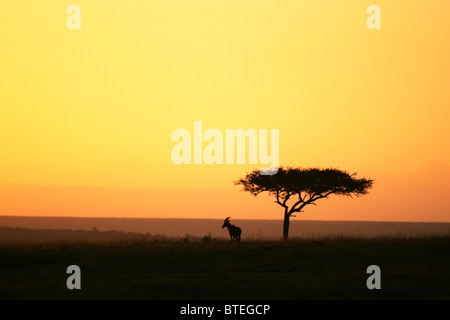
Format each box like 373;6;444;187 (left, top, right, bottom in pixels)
1;215;449;224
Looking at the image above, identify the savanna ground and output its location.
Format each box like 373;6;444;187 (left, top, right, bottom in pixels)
0;235;449;300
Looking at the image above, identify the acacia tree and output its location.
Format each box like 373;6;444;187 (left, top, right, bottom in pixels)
234;166;374;240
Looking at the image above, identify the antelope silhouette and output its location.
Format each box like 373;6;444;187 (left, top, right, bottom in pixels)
222;217;242;242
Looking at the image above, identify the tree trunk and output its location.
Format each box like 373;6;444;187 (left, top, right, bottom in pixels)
283;212;290;241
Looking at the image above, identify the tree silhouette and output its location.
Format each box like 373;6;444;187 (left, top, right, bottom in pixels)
234;166;374;240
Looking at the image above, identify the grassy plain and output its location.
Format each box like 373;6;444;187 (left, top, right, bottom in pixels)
1;233;449;300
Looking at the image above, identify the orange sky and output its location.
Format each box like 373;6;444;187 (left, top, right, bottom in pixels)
0;1;449;222
0;161;449;222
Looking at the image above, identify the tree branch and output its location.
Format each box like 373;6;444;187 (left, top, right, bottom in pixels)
311;191;333;202
289;190;336;214
282;191;292;207
275;189;286;208
275;189;293;209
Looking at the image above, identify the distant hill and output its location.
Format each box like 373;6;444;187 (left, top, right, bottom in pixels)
0;226;172;243
1;216;450;241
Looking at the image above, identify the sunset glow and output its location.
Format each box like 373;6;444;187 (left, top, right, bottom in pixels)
0;0;449;222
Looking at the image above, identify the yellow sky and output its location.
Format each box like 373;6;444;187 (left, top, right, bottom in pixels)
0;1;449;221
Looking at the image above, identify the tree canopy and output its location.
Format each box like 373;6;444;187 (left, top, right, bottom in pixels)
234;166;374;240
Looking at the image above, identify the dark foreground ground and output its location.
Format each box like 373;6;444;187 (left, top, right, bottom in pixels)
0;236;449;299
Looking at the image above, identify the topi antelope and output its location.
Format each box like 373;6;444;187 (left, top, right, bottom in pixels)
222;217;242;242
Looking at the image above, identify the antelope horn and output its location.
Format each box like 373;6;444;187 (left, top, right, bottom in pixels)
225;217;231;221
